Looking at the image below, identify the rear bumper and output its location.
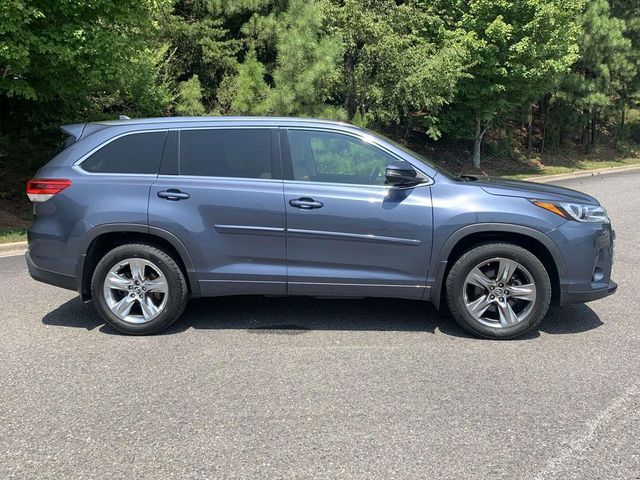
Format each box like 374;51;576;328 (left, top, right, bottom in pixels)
25;252;76;291
561;280;618;305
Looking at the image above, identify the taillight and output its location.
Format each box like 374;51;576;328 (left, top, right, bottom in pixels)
26;178;72;202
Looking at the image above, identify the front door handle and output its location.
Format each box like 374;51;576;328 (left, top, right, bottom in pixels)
157;189;190;201
289;197;324;210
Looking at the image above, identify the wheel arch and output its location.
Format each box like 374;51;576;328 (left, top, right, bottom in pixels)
430;223;566;310
76;224;200;301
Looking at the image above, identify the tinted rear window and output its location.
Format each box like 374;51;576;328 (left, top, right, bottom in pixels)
81;131;167;174
179;129;273;179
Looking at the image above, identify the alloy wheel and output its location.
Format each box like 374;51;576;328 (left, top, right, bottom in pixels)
102;258;169;324
462;257;537;328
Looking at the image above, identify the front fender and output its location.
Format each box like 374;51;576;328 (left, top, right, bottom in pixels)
428;223;567;309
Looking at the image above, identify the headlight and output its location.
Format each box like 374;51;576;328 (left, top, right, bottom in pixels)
531;200;610;223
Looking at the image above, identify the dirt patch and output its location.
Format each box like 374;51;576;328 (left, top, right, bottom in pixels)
0;198;31;229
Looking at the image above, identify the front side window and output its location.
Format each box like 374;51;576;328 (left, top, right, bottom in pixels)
287;129;397;185
179;129;273;179
81;131;167;174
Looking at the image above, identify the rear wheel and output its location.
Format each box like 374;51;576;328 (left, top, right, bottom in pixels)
445;243;551;339
91;244;188;335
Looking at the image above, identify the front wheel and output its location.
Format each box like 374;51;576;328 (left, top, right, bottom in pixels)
91;244;188;335
445;243;552;339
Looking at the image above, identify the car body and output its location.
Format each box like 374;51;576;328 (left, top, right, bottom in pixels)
26;117;617;338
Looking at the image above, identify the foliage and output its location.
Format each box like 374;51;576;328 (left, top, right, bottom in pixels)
0;227;27;244
1;0;639;175
0;0;166;103
328;0;473;138
175;75;206;116
433;0;583;165
221;0;345;118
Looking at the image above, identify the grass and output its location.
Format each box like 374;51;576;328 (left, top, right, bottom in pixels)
0;228;27;244
502;156;640;180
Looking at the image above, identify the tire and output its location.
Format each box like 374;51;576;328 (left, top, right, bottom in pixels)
445;243;551;339
91;243;188;335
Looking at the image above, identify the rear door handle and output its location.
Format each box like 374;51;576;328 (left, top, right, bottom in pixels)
157;189;190;201
289;197;324;210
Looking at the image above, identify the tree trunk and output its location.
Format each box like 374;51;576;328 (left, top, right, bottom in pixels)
558;122;564;148
558;116;565;149
343;54;356;121
591;115;596;146
619;107;626;143
526;104;533;155
540;96;549;154
473;118;487;168
0;94;6;137
581;109;589;151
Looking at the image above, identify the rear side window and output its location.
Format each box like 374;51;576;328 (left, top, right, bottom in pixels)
179;129;273;179
80;131;167;174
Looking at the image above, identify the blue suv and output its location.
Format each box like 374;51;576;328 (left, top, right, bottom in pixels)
26;117;617;338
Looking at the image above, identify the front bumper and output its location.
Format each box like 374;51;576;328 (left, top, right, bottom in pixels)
548;221;617;306
561;280;618;304
25;252;76;291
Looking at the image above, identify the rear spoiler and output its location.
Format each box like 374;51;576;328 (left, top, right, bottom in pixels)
60;123;86;140
60;122;109;141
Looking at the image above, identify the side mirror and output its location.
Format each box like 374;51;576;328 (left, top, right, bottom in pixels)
385;161;419;186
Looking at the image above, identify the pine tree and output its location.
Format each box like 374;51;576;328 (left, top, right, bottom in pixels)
175;75;206;116
557;0;634;149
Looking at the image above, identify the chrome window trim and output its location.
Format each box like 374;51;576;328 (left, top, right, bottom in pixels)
282;179;430;190
176;126;277;131
71;123;435;186
157;174;283;184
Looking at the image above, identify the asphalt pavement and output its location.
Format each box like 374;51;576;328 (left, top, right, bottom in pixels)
1;170;639;479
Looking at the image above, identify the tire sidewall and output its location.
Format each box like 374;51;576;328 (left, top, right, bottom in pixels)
446;243;551;339
91;245;187;335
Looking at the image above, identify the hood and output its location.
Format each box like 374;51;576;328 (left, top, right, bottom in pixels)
468;176;599;205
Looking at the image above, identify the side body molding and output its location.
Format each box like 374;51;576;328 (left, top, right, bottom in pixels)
75;223;201;299
428;223;567;309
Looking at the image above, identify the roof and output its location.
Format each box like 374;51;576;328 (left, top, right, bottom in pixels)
94;116;351;128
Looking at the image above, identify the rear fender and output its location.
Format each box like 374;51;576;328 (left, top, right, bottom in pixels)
76;223;201;300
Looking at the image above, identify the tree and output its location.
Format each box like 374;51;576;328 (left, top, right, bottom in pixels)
556;0;634;149
159;0;241;110
0;0;167;102
609;0;640;139
227;49;268;115
175;74;206;116
435;0;582;167
222;0;345;118
327;0;472;138
0;0;172;136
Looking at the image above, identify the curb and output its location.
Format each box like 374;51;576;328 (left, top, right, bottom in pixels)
524;164;640;183
0;241;27;258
